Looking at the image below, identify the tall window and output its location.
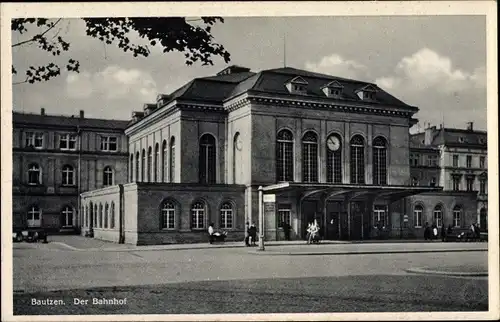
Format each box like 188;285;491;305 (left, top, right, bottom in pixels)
85;205;89;227
433;205;443;228
154;143;159;182
373;205;387;227
62;165;74;185
161;201;176;229
25;132;43;149
276;129;294;182
466;177;474;191
129;154;134;182
103;166;113;186
414;205;423;228
100;136;117;151
277;205;291;228
326;134;342;183
220;203;233;229
28;163;41;185
373;137;387;185
452;175;460;191
162;140;167;182
99;204;103;228
233;133;242;183
60;206;73;227
466;155;472;168
135;152;140;182
94;205;98;228
147;147;152;182
199;134;217;184
170;137;176;182
59;134;77;150
410;153;419;166
141;149;146;182
104;203;109;229
479;156;486;168
479;179;486;195
191;202;205;229
302;131;318;183
350;135;365;184
453;206;462;228
452;155;459;167
27;205;41;227
110;202;115;229
427;155;438;167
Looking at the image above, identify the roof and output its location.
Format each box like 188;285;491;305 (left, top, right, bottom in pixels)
410;127;487;148
13;112;130;130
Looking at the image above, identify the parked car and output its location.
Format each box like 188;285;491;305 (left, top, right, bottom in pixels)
12;227;47;243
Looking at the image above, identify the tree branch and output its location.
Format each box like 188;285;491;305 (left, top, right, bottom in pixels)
13;78;28;86
12;18;62;48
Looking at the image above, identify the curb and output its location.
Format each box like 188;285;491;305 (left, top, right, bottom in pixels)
248;249;488;256
405;267;488;277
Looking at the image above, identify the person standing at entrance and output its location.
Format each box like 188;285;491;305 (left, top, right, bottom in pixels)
283;222;291;241
244;222;250;246
208;223;214;244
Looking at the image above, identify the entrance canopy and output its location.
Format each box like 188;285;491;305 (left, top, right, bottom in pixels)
262;182;442;202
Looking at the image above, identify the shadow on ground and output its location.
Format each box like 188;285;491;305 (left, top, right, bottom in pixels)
14;274;488;315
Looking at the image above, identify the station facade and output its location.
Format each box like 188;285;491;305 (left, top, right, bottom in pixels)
77;65;479;245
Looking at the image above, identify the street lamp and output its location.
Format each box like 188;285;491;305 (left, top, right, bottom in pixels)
258;186;265;251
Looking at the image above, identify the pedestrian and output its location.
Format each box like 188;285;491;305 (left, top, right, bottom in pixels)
306;222;312;243
441;224;447;242
250;222;257;246
283;222;291;241
208;223;214;244
424;222;430;240
432;223;438;240
447;224;453;235
244;221;250;246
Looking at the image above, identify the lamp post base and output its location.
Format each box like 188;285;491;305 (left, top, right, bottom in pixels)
258;234;265;251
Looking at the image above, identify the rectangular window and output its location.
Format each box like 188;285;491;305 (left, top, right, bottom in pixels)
100;136;118;151
25;132;44;148
452;176;460;191
466;155;472;168
480;156;486;168
466;177;474;191
373;205;387;228
59;134;77;150
452;155;459;167
277;205;291;228
414;208;422;228
427;155;438;167
479;180;486;195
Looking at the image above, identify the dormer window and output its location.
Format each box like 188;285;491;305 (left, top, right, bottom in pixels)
459;137;465;143
285;76;308;95
322;80;344;98
355;84;378;101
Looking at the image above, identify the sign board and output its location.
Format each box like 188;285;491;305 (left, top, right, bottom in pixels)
263;194;276;203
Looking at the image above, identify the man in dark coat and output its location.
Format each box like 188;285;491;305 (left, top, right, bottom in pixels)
250;222;257;246
283;222;291;241
244;222;250;246
441;224;447;242
424;222;431;241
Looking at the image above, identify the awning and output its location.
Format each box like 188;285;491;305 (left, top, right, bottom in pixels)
262;182;443;202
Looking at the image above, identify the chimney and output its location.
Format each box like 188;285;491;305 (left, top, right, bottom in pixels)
466;122;474;131
79;110;84;118
424;123;436;145
40;108;45;116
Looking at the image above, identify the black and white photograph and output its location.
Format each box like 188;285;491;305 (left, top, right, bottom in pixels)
1;2;498;321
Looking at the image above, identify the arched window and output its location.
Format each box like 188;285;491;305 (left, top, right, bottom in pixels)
27;205;41;227
199;134;217;184
154;143;159;183
220;203;233;229
433;205;443;228
302;131;318;183
135;151;140;182
453;206;462;228
147;147;152;182
104;203;109;229
161;200;176;229
326;134;342;183
141;149;146;182
350;135;365;184
162;140;168;182
129;154;134;182
94;204;98;228
276;129;294;182
233;132;242;183
103;166;114;186
191;202;205;229
110;202;115;229
61;206;74;227
170;137;176;182
373;136;387;185
62;165;75;186
414;205;423;228
28;163;41;185
99;203;103;228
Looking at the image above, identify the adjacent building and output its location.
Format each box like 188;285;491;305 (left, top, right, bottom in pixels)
12;109;129;232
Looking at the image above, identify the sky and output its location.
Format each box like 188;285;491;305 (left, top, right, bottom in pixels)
11;15;487;133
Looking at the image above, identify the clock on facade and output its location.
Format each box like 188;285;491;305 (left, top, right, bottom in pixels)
327;136;341;151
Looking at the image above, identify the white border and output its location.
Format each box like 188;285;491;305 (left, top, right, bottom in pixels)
1;1;498;321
